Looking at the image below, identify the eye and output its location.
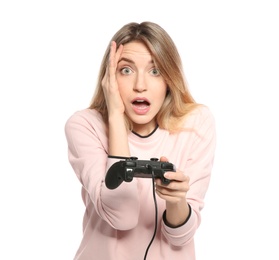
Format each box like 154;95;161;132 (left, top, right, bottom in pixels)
120;67;133;75
150;68;160;76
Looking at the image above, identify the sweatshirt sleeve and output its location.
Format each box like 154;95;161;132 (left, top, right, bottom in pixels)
161;106;217;246
64;110;140;230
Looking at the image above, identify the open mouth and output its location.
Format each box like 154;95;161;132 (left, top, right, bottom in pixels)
132;99;150;107
131;98;151;114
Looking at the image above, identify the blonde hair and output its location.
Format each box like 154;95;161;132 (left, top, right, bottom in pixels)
89;21;200;132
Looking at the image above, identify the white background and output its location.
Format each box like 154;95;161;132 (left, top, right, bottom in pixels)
1;1;278;259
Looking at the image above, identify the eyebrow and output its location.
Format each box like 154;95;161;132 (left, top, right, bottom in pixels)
118;57;135;64
117;57;154;65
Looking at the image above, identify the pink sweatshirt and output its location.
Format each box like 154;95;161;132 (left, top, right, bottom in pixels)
65;105;216;260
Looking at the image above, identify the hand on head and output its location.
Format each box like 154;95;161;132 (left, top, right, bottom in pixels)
102;41;125;116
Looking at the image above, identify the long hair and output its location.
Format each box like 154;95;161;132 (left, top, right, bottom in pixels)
89;21;200;132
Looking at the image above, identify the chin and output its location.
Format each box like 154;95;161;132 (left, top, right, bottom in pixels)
132;117;156;128
126;110;157;126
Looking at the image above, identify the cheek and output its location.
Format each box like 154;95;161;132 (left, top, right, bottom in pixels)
117;76;132;94
158;86;168;101
152;88;168;111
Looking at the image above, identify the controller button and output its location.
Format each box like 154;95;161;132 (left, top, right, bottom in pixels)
150;158;159;161
161;163;170;169
129;157;138;160
126;161;136;167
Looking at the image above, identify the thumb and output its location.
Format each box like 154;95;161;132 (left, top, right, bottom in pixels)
160;156;168;162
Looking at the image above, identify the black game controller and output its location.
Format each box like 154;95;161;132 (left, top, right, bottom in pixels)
105;157;176;189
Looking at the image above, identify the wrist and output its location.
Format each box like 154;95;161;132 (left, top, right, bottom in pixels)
163;204;192;228
108;115;130;157
165;199;190;227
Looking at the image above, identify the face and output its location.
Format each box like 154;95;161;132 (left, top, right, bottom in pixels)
116;41;167;135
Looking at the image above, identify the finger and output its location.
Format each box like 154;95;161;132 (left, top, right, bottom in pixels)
109;42;123;74
114;42;124;63
156;189;186;203
156;187;186;197
102;67;109;88
164;171;189;182
102;42;116;86
108;41;123;87
156;179;189;193
109;41;117;70
160;156;168;162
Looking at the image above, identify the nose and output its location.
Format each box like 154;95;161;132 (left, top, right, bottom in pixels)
133;75;147;93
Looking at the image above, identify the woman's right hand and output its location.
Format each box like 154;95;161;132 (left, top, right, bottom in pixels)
102;41;130;157
102;41;125;117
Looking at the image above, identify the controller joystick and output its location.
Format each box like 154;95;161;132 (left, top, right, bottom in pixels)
105;157;176;189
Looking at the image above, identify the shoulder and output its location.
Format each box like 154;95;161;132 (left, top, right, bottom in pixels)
183;105;215;128
177;105;216;142
66;108;102;124
65;108;106;133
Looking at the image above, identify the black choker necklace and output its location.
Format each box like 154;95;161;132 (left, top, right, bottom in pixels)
132;125;159;138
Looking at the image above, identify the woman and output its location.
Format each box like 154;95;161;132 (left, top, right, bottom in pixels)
65;21;216;260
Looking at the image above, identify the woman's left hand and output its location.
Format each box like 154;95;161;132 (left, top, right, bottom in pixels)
155;156;190;204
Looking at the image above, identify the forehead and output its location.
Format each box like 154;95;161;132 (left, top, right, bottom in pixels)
120;41;152;60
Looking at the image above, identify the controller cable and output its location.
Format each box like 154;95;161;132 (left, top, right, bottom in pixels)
143;165;158;260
